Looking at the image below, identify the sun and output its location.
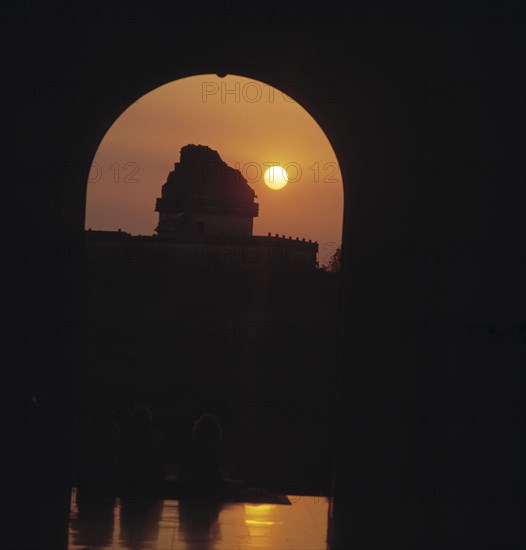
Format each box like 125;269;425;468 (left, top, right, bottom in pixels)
263;166;288;190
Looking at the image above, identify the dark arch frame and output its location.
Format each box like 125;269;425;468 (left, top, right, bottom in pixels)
6;12;517;549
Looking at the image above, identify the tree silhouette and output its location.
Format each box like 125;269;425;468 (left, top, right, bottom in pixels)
321;247;341;273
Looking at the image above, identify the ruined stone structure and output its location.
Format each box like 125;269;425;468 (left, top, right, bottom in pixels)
86;145;318;270
155;145;259;239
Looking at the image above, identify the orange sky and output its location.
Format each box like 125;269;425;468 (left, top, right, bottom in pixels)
85;74;343;263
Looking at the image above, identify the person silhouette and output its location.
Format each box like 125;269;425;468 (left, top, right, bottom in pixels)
75;406;121;511
119;405;165;499
177;413;229;498
176;413;289;504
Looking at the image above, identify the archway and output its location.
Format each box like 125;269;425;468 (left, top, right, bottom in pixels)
78;74;344;527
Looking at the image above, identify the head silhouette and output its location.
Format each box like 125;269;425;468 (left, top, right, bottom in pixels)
192;413;223;442
131;405;153;426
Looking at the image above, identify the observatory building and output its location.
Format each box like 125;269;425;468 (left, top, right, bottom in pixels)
155;144;259;239
86;145;318;270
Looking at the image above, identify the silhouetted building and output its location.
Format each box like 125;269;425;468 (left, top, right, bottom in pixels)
155;144;259;239
85;145;318;270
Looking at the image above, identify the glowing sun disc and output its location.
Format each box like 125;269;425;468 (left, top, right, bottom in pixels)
264;166;288;190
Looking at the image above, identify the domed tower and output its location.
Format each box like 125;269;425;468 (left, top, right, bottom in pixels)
155;144;259;240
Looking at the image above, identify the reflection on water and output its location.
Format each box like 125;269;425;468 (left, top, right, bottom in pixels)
120;497;164;548
68;488;328;549
69;494;116;549
244;503;282;526
178;498;223;550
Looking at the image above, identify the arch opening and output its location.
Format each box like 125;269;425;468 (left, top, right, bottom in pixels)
79;73;344;505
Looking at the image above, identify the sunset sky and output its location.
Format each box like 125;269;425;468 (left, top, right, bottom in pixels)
85;74;343;263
